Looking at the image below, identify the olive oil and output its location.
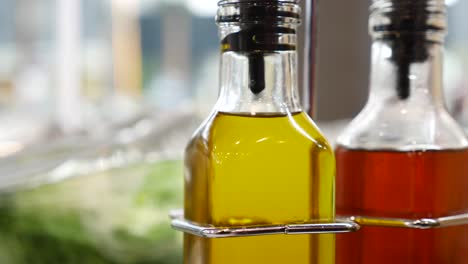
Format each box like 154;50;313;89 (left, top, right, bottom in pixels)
184;111;335;264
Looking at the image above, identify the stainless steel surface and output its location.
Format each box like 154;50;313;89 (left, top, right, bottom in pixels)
369;0;447;44
436;213;468;228
216;0;301;25
170;210;468;238
169;210;360;238
342;213;468;229
218;0;299;5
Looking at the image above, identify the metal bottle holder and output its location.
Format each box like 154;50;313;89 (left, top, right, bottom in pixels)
170;210;468;238
342;214;468;229
169;210;359;238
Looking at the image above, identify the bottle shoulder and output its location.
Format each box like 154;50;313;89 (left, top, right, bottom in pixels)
337;101;468;150
186;111;333;154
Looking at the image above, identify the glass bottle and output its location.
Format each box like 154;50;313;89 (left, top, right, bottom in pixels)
335;0;468;263
184;1;335;263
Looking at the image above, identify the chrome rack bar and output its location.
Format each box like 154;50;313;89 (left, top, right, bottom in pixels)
437;213;468;227
170;210;468;238
169;210;360;238
340;213;468;229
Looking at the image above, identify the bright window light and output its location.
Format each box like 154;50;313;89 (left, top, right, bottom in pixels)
446;0;459;6
185;0;218;17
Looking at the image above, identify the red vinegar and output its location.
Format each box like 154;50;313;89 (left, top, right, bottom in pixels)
336;147;468;264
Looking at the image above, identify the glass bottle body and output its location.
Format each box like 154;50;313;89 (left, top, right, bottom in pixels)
335;37;468;264
336;148;468;264
184;50;335;263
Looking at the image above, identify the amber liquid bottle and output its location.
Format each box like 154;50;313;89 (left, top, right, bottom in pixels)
335;1;468;263
184;1;335;264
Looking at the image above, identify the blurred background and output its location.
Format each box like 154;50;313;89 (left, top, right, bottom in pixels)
0;0;466;263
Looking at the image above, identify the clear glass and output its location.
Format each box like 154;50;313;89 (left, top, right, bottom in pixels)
184;17;335;264
216;51;302;114
337;41;468;150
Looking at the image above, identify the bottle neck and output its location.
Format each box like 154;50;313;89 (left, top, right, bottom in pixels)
368;40;445;108
336;0;468;150
215;50;302;115
337;38;468;150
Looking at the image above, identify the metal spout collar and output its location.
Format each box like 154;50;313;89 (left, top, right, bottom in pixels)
369;0;447;43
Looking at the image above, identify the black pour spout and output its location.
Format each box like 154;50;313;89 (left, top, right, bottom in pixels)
217;1;300;94
372;0;444;100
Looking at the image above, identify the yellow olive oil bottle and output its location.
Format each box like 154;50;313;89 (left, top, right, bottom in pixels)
184;1;335;263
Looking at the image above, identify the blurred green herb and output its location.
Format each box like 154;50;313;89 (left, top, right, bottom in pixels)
0;160;183;264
